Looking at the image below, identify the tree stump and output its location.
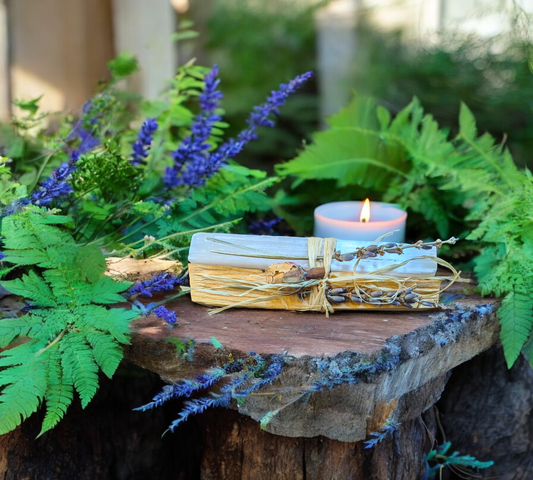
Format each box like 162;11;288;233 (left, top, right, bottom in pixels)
124;292;499;480
437;345;533;479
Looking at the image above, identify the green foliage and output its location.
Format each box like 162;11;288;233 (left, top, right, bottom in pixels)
0;208;137;435
425;441;494;478
202;0;322;164
108;53;139;80
0;51;298;436
277;93;533;368
0;158;27;207
354;6;533;170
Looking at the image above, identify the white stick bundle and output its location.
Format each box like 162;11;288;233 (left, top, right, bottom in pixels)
188;233;438;277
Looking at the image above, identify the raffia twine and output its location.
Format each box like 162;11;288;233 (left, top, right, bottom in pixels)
185;237;465;316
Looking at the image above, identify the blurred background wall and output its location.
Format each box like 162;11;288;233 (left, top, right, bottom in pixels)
2;0;533;165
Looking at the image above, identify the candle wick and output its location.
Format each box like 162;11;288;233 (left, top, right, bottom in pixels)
361;219;368;223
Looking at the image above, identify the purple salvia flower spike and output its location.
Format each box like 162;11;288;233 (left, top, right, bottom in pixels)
164;65;223;189
131;118;158;166
30;149;81;206
205;71;313;178
153;305;178;325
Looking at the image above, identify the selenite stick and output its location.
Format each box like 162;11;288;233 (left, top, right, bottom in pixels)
188;233;437;277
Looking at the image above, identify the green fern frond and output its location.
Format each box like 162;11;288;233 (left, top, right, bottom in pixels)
60;332;100;409
0;208;141;433
498;290;533;368
86;331;123;378
0;316;44;348
1;271;57;307
0;342;48;435
76;276;133;305
38;348;73;437
74;305;135;344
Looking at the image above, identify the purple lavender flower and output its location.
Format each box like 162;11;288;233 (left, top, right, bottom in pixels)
2;198;30;216
0;252;5;261
165;69;313;188
77;129;99;154
66;101;100;155
239;71;314;142
164;65;223;188
127;272;186;297
153;305;177;325
131;118;158;166
248;217;283;235
30;151;81;206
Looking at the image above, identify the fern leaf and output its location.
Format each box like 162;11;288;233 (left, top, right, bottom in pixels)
0;340;42;369
86;331;123;378
458;103;478;140
0;344;48;435
276;128;407;189
60;332;100;409
0;315;44;348
39;348;74;437
74;305;135;344
72;244;107;283
1;271;57;307
498;291;533;368
1;249;49;267
327;92;380;129
85;276;133;305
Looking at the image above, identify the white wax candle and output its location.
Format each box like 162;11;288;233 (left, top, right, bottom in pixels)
314;201;407;242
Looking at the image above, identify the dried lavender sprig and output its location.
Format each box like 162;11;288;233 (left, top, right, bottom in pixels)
335;237;458;262
164;65;223;188
153;305;178;325
134;367;226;412
127;272;186;298
131;118;158;166
364;420;400;449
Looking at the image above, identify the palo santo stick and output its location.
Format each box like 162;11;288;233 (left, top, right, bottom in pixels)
188;264;442;312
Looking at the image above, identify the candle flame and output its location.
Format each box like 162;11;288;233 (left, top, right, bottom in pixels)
360;198;371;223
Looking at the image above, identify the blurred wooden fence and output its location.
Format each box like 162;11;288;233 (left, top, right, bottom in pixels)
1;0;532;122
0;0;177;120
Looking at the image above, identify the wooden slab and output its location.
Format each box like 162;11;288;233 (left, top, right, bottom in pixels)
131;295;439;358
125;288;500;442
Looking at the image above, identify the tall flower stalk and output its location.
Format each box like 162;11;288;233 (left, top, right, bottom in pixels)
164;68;313;189
131;118;158;166
164;65;224;188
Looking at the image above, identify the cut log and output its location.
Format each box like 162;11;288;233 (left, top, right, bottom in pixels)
122;286;500;479
127;289;499;442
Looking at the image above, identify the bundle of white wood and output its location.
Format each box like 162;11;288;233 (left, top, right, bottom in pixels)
187;233;460;314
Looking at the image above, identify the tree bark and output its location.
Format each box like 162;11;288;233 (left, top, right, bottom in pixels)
437;345;533;479
198;407;438;480
0;365;196;480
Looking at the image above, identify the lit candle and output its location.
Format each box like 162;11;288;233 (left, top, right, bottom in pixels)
314;199;407;242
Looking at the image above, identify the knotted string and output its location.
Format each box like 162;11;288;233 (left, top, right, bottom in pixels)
305;237;337;317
